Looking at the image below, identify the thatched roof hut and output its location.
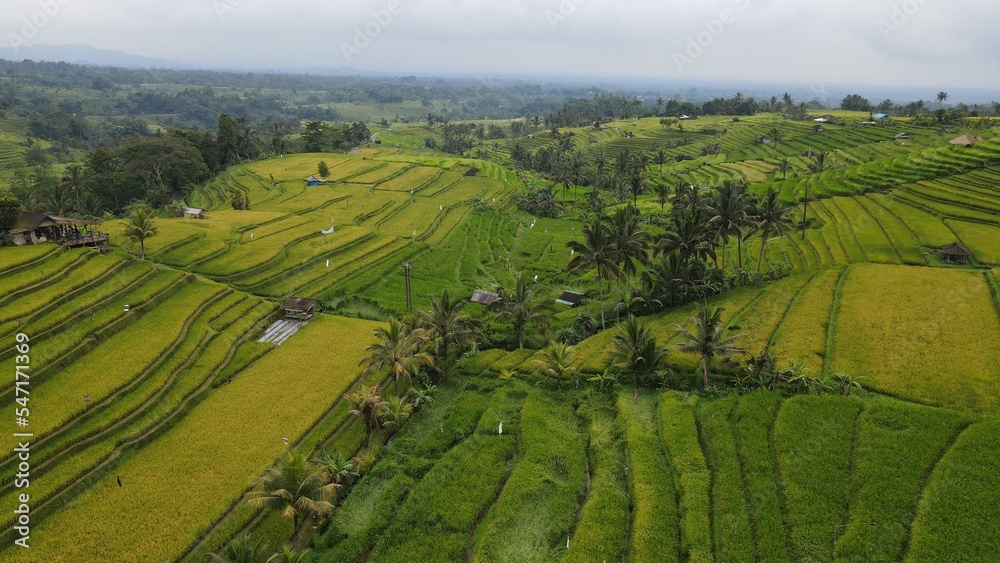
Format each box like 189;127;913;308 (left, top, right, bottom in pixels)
941;243;973;264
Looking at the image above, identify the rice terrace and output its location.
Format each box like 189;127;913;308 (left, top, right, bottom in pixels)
1;8;1000;562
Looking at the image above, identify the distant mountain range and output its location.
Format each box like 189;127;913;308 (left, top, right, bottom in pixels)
0;44;177;68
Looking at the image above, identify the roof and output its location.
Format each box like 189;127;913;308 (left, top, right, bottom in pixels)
184;207;205;215
470;290;502;306
950;134;983;146
305;176;327;183
941;242;972;256
282;297;318;311
14;211;94;230
555;291;585;307
464;168;480;177
895;132;910;138
874;113;889;119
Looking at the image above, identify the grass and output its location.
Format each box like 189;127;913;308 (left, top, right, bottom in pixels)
945;219;1000;265
830;264;1000;412
835;400;973;562
471;392;587;562
658;393;712;563
774;395;863;563
9;315;378;563
770;267;844;371
562;394;629;563
730;392;791;562
617;392;680;563
906;420;1000;562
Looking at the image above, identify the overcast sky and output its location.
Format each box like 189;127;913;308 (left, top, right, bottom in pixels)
3;0;999;92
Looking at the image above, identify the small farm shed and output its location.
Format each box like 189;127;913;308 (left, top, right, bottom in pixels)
471;290;503;308
183;207;206;219
813;125;826;133
305;176;328;186
874;113;889;120
465;167;480;177
941;243;973;264
895;132;910;139
282;297;318;320
555;291;586;308
9;212;106;248
949;134;983;147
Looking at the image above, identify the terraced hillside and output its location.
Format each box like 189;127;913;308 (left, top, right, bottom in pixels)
315;382;999;563
1;115;998;560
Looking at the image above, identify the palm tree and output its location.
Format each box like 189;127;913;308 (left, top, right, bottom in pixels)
345;385;386;448
567;220;620;330
612;315;668;401
418;289;476;379
122;204;158;260
674;305;745;390
777;158;791;181
208;533;263;563
657;204;716;266
709;180;751;270
768;127;784;156
608;207;650;294
379;394;414;433
753;188;794;277
653;182;671;211
360;319;432;395
497;273;555;349
244;449;339;545
60;163;88;213
936;91;949;109
266;546;312;563
534;341;576;388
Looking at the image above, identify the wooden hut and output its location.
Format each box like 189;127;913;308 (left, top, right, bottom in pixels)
183;207;206;219
9;212;105;248
464;167;480;177
282;297;318;320
470;290;503;308
941;243;973;264
304;176;328;186
555;291;586;308
949;134;983;147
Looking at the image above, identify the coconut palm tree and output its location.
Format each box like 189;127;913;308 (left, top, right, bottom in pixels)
612;315;668;401
345;385;386;448
709;180;751;270
379;394;414;433
567;220;620;330
244;449;339;545
122;204;158;260
266;546;312;563
497;273;555;349
608;207;651;294
768;127;784;156
657;204;716;266
777;158;791;181
674;305;745;390
360;320;433;395
208;533;263;563
936;91;949;110
418;289;476;379
534;341;576;389
753;188;794;277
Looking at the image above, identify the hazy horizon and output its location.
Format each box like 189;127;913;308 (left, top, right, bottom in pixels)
2;0;999;95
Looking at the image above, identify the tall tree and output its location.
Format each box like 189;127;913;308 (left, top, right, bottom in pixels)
612;315;668;401
498;273;555;349
936;91;949;109
122;204;157;260
418;289;476;379
217;113;240;167
345;384;386;448
567;220;620;330
710;180;752;270
753;188;794;276
360;319;432;395
674;305;745;390
244;449;338;545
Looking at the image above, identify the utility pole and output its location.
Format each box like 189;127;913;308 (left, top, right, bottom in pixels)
402;262;412;313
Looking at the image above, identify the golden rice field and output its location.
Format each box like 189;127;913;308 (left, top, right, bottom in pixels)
830;264;1000;412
